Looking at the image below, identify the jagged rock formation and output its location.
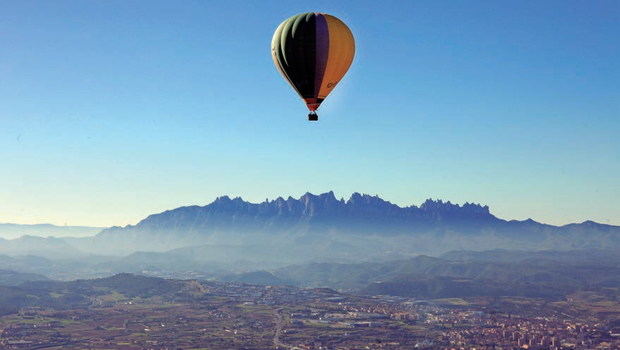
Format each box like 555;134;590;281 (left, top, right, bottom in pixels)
79;191;620;257
97;191;497;238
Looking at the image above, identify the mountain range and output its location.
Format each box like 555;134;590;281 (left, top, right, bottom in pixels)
268;249;620;297
0;192;617;271
0;192;619;262
2;249;617;303
0;223;102;240
75;191;619;259
0;192;618;301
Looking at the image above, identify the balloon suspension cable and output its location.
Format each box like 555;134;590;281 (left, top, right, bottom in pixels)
308;111;318;121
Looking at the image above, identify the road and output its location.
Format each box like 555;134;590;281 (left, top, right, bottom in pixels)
273;309;299;350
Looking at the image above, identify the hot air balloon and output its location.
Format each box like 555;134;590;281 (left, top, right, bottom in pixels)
271;13;355;121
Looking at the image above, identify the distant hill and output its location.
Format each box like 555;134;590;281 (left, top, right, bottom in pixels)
218;270;291;286
80;192;620;258
22;273;188;301
0;236;87;259
0;223;103;239
0;269;49;286
0;273;190;314
440;248;620;265
273;249;620;299
360;276;516;299
0;250;617;306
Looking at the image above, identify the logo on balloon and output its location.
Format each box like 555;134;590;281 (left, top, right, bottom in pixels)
327;82;338;88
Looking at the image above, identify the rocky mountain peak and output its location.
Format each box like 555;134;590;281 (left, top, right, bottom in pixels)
420;199;490;216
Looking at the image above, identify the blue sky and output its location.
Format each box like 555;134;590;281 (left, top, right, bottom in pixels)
1;0;618;227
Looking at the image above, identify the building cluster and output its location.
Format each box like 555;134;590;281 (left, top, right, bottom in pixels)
423;308;618;349
0;281;618;349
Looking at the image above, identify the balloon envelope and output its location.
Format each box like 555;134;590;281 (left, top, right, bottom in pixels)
271;13;355;112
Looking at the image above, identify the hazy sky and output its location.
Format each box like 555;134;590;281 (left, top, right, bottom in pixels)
1;0;618;227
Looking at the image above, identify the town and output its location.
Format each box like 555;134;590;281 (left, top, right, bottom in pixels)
0;277;618;349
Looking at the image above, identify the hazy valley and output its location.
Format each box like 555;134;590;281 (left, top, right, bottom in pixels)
0;192;618;297
0;192;619;349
